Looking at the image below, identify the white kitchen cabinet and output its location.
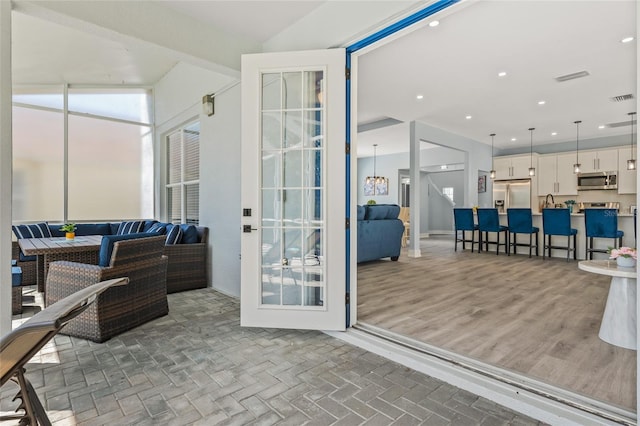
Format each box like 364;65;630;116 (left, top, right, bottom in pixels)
578;149;618;173
537;153;578;196
493;155;533;180
617;147;637;194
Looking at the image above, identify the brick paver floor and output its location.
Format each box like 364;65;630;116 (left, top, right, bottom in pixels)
1;288;546;425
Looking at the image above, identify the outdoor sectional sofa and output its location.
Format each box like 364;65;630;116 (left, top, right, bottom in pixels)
11;220;208;294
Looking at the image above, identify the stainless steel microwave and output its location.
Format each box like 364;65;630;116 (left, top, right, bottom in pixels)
576;171;617;190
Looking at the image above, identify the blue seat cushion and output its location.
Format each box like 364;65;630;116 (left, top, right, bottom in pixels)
18;252;36;262
98;233;156;267
180;224;199;244
165;225;183;245
116;221;145;235
11;266;22;287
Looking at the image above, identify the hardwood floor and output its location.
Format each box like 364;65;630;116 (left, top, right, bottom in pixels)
357;235;637;411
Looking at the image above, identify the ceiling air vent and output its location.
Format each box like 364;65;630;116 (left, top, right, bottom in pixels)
611;94;634;102
605;120;635;129
554;70;590;82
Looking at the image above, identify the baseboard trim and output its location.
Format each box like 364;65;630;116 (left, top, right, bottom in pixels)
325;324;635;426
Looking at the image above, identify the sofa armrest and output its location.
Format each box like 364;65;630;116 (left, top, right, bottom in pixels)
45;261;105;307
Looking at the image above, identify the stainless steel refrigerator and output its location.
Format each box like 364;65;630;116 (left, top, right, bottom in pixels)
492;179;531;212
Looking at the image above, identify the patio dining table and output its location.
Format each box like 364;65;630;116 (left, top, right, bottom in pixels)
18;235;103;300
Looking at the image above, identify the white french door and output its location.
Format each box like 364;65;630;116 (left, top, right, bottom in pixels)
240;49;346;330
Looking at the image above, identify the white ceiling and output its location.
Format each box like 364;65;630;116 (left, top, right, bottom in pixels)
10;1;638;158
357;0;637;157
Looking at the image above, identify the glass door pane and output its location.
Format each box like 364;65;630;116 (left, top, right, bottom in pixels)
260;70;325;308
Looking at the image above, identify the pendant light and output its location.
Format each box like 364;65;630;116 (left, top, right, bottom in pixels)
365;144;388;195
489;133;496;179
528;127;536;176
627;112;636;170
573;120;582;174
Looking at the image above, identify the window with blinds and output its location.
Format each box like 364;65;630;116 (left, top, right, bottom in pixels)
166;121;200;224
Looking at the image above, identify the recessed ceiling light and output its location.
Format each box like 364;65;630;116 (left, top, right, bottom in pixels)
551;132;557;136
598;125;605;129
416;94;424;100
465;115;472;120
511;138;517;141
498;71;507;77
440;164;448;170
538;100;546;105
622;36;635;43
429;20;440;27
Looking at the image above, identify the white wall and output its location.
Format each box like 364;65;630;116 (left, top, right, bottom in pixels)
155;62;241;297
356;142;467;205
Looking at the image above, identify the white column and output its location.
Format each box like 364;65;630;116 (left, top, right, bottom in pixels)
0;0;12;336
408;121;421;258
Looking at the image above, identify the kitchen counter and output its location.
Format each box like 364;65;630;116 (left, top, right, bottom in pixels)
496;212;635;259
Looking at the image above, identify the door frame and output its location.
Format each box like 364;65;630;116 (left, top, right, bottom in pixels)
345;0;462;327
343;0;639;420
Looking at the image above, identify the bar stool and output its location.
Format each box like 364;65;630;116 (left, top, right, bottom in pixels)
476;208;509;255
542;208;577;261
453;208;479;252
584;208;624;260
506;208;539;257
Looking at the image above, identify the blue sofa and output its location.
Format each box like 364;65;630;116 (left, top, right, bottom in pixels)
11;220;208;294
357;204;405;263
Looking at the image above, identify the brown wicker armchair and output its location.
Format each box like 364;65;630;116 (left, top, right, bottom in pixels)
45;235;168;343
164;226;208;293
11;241;37;288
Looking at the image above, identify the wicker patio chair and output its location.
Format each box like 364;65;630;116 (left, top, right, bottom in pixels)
164;226;208;293
44;235;168;343
1;277;128;426
11;241;38;288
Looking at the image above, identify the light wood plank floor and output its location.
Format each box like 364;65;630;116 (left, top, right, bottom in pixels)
357;235;637;411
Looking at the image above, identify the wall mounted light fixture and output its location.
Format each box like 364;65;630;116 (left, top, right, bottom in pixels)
528;128;536;176
627;112;636;170
202;94;215;117
489;133;496;179
573;120;582;174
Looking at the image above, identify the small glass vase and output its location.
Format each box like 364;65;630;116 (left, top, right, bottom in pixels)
616;256;635;268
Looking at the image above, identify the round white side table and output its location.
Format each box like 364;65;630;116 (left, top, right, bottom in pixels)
578;260;637;350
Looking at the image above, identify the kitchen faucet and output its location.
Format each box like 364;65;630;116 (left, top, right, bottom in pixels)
545;193;555;208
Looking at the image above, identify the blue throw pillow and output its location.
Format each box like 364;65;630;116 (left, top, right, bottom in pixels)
165;225;183;245
147;222;167;235
116;221;145;235
98;233;156;267
142;220;158;232
12;222;52;239
179;224;199;244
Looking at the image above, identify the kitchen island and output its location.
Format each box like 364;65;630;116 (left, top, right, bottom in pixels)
498;212;635;260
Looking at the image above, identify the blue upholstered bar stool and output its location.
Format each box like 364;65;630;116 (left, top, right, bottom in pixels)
453;208;479;252
506;208;539;257
542;208;577;261
584;208;624;260
476;208;509;255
